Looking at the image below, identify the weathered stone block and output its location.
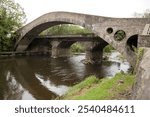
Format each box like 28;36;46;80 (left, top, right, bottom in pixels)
132;47;150;99
138;35;150;47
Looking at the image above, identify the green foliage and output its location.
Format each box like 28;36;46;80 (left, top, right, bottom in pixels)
71;42;85;53
40;24;91;35
63;75;99;99
114;30;126;41
137;48;144;60
103;45;114;53
0;0;26;51
41;24;92;54
63;73;135;100
134;47;144;73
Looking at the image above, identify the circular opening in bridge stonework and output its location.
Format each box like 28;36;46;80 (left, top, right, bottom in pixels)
114;30;126;41
106;27;113;34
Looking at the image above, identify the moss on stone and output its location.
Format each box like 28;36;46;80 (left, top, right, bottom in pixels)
134;47;145;74
137;48;144;61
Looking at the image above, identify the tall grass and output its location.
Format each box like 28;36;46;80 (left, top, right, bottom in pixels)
63;73;135;100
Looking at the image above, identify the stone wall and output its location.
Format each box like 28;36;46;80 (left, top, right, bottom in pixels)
138;35;150;47
132;47;150;99
26;38;51;53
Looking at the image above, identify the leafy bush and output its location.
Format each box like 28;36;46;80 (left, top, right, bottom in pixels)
40;24;91;35
103;45;114;53
71;42;85;53
0;0;26;51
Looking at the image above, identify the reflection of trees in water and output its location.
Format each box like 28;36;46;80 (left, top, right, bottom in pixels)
4;71;24;100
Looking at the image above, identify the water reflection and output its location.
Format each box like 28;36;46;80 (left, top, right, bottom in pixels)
0;51;130;100
35;73;68;96
4;71;23;100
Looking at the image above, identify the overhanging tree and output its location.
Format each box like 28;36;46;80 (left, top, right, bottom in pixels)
0;0;26;51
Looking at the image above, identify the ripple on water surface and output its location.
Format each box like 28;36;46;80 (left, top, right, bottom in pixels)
0;51;130;100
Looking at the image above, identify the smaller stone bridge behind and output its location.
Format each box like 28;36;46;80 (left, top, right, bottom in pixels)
27;34;108;63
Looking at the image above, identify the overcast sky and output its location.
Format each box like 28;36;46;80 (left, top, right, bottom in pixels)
14;0;150;23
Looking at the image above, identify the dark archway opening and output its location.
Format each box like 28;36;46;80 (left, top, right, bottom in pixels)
126;35;138;52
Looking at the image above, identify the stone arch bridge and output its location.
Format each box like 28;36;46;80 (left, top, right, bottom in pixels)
14;12;150;66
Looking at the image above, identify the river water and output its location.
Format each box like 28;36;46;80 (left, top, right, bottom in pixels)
0;51;130;100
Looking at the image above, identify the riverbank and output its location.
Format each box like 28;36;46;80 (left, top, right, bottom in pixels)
62;73;135;100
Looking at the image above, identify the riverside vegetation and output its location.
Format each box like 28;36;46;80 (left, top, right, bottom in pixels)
61;47;147;100
60;44;135;100
0;0;26;51
59;45;136;100
62;73;135;100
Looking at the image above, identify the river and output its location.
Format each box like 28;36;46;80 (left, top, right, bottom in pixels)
0;51;130;100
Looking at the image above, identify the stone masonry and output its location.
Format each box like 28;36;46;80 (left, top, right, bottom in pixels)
14;12;150;67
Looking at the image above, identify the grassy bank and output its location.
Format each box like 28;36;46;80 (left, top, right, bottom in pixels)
62;73;135;100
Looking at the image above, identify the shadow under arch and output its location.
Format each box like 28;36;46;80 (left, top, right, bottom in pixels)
125;34;138;66
126;34;138;52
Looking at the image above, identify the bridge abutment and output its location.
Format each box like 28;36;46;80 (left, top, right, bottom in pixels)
84;41;107;64
85;49;103;64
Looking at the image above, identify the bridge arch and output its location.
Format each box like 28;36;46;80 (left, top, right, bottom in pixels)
15;12;150;66
15;12;105;51
126;34;138;52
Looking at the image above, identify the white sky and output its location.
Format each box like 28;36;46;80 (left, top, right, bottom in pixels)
14;0;150;23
